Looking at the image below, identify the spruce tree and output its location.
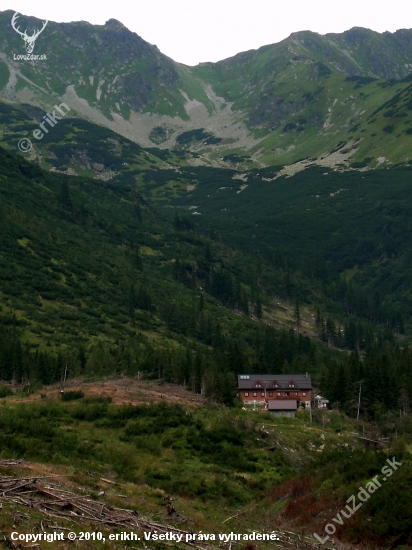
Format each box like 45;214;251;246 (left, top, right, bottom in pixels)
294;297;301;332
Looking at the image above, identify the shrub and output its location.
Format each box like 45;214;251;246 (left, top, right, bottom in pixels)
60;390;84;401
83;396;112;404
0;385;13;398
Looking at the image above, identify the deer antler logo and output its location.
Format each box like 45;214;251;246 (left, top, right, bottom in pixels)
11;12;48;54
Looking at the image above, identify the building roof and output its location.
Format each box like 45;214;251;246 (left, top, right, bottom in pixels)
268;399;297;411
238;374;312;390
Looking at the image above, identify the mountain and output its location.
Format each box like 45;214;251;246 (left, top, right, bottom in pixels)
0;12;412;402
0;142;341;395
2;11;412;169
0;10;217;151
1;99;410;332
193;29;412;168
1;16;412;550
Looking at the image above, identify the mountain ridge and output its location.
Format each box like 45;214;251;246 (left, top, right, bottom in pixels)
2;11;412;169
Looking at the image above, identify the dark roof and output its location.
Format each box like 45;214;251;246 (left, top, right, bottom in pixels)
238;374;312;390
268;399;297;411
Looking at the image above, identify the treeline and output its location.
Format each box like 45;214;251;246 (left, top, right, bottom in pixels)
2;317;412;419
325;279;405;333
321;345;412;419
0;325;222;404
266;250;405;335
315;309;397;351
0;320;315;405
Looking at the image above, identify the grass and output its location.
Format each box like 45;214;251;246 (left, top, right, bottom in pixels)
0;399;292;504
0;389;411;549
0;396;294;548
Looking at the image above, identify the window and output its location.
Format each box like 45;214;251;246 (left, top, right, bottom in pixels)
294;392;298;396
269;392;273;397
244;392;249;397
261;392;265;397
253;392;257;397
277;392;281;396
240;375;250;380
302;392;306;396
255;383;262;388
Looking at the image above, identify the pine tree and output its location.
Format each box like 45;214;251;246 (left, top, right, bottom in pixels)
134;201;142;223
241;290;250;316
59;179;73;212
294;297;301;332
315;307;322;328
173;212;181;231
77;345;87;372
136;285;153;312
326;317;336;346
204;241;212;263
133;246;143;270
128;283;136;325
255;295;263;319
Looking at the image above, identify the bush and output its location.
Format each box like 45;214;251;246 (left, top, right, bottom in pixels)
133;435;162;455
60;390;84;401
83;396;112;404
0;385;13;398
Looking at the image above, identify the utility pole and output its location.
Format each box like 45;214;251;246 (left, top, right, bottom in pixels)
310;391;314;424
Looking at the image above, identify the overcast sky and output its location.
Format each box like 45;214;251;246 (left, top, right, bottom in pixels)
5;0;412;65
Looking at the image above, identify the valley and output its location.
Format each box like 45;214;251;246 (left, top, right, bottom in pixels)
0;10;412;549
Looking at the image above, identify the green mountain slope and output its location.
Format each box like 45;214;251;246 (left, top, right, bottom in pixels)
3;12;412;168
1;16;412;419
0;143;343;396
0;11;213;120
129;158;412;332
3;141;411;416
1;18;412;550
2;97;411;335
194;34;412;167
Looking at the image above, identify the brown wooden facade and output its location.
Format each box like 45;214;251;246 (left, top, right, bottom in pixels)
238;374;312;409
239;388;310;402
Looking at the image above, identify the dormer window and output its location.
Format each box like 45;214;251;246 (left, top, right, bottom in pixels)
288;381;296;388
254;380;263;388
271;380;279;388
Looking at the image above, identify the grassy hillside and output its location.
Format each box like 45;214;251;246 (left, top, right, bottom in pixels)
132;159;412;332
3;15;412;167
0;10;214;121
0;388;411;549
0;143;341;401
2;141;412;421
195;57;412;168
